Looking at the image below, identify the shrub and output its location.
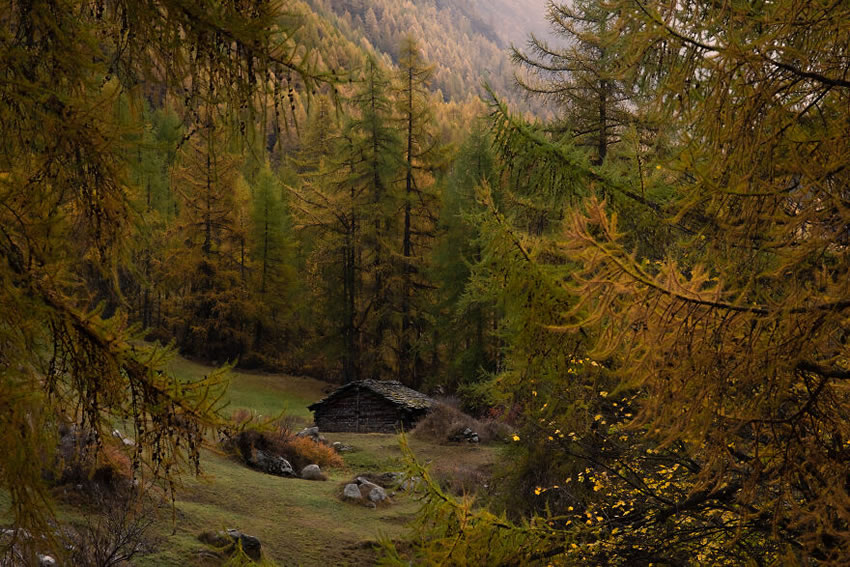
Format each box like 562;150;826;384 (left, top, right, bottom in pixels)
412;402;513;444
222;415;343;472
63;489;157;567
278;436;343;471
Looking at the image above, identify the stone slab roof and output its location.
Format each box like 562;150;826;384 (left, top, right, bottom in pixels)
308;379;434;412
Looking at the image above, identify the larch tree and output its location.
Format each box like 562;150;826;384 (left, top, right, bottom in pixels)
347;58;402;380
385;1;850;566
512;0;630;166
0;0;321;547
169;122;253;361
394;35;444;387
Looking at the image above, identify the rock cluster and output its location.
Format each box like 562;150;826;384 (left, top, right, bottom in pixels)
248;449;294;477
342;476;389;508
449;427;480;443
295;426;328;445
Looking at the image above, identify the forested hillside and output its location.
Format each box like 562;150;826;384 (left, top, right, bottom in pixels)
306;0;549;109
4;0;850;565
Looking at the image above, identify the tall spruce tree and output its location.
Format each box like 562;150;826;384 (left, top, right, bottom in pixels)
250;165;293;354
432;125;499;397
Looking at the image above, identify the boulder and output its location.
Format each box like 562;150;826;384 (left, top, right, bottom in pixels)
199;530;262;561
295;426;330;445
226;529;262;561
295;426;319;439
355;476;381;490
343;483;362;500
368;486;387;503
249;450;293;477
38;555;57;567
354;476;388;502
301;464;325;481
331;441;354;453
449;427;480;443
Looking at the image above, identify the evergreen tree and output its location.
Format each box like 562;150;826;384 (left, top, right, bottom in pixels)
512;0;631;165
431;125;499;397
394;36;444;387
249;165;293;357
0;0;320;543
170;122;252;361
347;58;402;379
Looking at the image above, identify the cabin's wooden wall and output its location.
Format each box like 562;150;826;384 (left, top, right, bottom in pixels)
313;388;425;432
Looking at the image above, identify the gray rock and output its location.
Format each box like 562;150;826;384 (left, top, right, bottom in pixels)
332;441;354;452
295;426;319;438
225;529;262;561
250;450;293;477
355;476;381;491
301;464;324;481
343;483;362;500
368;486;388;503
38;555;57;567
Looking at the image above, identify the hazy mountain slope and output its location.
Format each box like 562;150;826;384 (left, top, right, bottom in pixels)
470;0;551;46
305;0;550;110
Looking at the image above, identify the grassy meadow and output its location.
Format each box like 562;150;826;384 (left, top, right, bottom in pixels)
132;358;501;565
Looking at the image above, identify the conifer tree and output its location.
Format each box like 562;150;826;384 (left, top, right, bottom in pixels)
249;165;293;356
0;0;322;544
394;36;444;387
347;58;402;379
432;125;499;395
170;121;252;361
388;1;850;565
512;0;630;165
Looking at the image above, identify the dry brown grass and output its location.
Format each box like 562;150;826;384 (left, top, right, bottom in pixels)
279;436;343;471
412;402;513;444
223;418;343;473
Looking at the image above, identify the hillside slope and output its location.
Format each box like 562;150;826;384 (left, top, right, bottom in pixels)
305;0;549;110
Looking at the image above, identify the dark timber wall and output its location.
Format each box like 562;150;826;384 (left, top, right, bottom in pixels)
313;388;426;433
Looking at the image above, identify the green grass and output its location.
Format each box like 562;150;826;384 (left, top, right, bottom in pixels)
166;357;328;422
136;449;422;566
3;355;503;566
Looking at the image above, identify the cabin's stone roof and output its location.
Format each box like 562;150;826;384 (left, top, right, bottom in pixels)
308;379;434;412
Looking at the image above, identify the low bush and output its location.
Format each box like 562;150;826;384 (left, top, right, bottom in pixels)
278;436;343;471
222;416;343;472
412;402;513;444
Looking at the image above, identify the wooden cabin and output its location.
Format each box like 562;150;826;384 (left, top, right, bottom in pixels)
307;380;434;433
